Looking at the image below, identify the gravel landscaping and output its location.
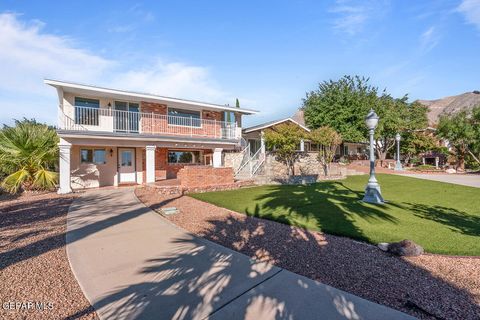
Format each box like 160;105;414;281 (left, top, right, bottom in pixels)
0;192;98;320
136;187;480;320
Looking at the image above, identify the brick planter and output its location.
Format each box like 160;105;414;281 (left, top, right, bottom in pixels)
177;166;234;188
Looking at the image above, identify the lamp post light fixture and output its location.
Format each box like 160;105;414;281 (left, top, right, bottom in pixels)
394;133;403;171
362;109;385;204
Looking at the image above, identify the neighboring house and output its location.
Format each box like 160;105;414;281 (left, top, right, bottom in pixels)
243;117;310;155
46;79;257;193
243;110;368;160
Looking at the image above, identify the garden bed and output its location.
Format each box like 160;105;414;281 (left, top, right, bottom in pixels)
0;192;97;320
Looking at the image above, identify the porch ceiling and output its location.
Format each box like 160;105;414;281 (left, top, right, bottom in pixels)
58;130;238;149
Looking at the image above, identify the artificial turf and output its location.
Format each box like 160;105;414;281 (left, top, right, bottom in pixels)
190;174;480;256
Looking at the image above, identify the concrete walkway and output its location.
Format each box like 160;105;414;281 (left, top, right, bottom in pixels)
400;173;480;188
66;188;414;320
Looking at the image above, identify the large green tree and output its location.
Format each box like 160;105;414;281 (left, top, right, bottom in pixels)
400;132;438;165
437;106;480;170
303;75;375;142
264;123;305;176
303;75;428;164
374;99;428;163
0;119;59;193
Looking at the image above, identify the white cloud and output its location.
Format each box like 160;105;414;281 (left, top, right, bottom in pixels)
0;13;230;125
457;0;480;31
330;0;390;36
420;26;440;53
0;13;112;95
109;60;228;103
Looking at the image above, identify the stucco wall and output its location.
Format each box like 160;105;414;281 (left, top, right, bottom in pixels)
70;145;143;189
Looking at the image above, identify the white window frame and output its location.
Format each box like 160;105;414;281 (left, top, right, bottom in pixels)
167;106;203;128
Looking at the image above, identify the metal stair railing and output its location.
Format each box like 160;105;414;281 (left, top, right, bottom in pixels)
250;148;266;177
235;144;251;176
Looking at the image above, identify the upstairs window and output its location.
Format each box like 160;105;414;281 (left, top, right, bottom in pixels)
75;97;100;125
114;101;140;133
168;108;201;127
223;111;235;123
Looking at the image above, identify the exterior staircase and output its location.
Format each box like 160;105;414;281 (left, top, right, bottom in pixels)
234;145;266;180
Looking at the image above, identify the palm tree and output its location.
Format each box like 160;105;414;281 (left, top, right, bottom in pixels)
0;119;59;193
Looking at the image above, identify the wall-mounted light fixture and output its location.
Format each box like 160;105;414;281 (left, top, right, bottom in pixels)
107;102;111;107
109;148;114;157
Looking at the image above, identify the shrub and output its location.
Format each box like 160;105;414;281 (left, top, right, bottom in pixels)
0;119;59;193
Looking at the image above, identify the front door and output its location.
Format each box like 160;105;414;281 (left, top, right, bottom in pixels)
118;148;136;183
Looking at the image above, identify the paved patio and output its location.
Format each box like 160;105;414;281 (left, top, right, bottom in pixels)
400;173;480;188
66;187;413;320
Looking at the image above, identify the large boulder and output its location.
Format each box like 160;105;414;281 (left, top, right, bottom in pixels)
378;240;424;257
445;168;456;174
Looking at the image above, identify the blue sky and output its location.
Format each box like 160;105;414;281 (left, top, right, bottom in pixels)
0;0;479;127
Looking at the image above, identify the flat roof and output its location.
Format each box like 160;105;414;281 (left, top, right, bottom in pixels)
45;79;258;115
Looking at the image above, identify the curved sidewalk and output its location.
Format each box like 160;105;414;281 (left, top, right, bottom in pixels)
66;187;414;320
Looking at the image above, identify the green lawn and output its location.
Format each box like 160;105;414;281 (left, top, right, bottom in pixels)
190;174;480;256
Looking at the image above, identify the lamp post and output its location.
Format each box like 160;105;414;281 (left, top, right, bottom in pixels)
362;109;384;204
394;133;403;171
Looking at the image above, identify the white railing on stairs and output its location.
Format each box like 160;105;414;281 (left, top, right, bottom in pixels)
252;149;266;175
235;146;265;178
235;144;251;176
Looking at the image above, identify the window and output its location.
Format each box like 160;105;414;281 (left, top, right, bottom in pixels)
223;111;235;123
168;150;201;164
80;148;106;164
120;150;132;167
75;97;100;125
168;108;201;127
114;101;140;132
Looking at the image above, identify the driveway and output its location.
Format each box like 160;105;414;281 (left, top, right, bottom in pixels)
66;187;413;320
401;173;480;188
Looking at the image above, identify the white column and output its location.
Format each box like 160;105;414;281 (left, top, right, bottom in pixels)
213;148;223;168
146;145;156;183
300;139;305;152
260;130;266;153
58;139;72;194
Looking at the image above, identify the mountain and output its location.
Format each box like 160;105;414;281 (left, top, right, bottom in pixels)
418;91;480;126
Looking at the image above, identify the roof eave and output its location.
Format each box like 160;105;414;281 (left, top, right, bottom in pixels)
44;79;258;115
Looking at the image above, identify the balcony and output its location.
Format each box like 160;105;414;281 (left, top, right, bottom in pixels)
58;106;240;140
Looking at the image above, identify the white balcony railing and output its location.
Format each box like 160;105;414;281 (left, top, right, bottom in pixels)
58;106;239;140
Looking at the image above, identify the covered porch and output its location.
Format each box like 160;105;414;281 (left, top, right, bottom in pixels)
57;135;232;194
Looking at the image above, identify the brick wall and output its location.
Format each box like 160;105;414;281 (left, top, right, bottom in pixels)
177;166;234;188
142;148;215;180
139;102;223;138
201;110;222;138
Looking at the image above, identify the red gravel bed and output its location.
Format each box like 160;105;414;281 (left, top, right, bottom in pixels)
136;187;480;320
0;192;98;320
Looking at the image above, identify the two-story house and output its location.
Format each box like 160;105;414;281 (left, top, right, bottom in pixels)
46;79;257;193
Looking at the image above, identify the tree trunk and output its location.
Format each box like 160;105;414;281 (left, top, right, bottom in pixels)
323;163;329;176
377;151;387;167
467;149;480;164
457;156;465;172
